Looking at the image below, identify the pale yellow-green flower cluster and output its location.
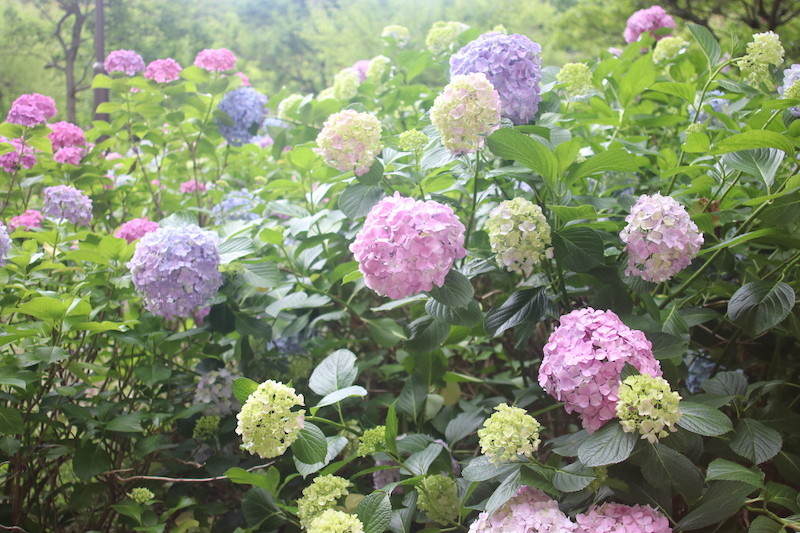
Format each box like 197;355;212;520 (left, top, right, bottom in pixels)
308;509;364;533
485;198;552;277
685;122;705;134
556;63;593;97
398;130;428;153
192;415;220;441
333;68;361;100
430;73;501;154
784;79;800;100
127;487;154;504
417;475;460;525
653;36;689;63
381;24;411;47
235;379;305;459
616;374;682;444
366;55;391;84
478;403;542;465
426;21;469;54
737;31;785;85
357;426;387;457
277;93;305;121
297;475;352;528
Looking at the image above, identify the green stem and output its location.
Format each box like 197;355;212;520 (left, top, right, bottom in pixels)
462;153;482;255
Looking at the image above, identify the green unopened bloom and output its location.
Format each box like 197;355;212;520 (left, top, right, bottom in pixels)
653;36;688;63
381;24;411;47
333;68;360;100
738;31;784;85
308;509;364;533
616;374;682;443
297;475;351;528
417;475;460;525
277;93;305;121
235;379;305;459
478;403;542;464
398;130;428;153
366;55;391;84
556;63;593;97
317;87;336;101
426;21;469;54
357;426;386;457
127;487;154;504
192;415;220;441
685;122;705;134
485;198;552;277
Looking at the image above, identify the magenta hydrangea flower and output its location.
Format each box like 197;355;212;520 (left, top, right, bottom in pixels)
624;6;675;44
180;180;207;193
315;109;382;176
430;73;501;154
6;93;57;127
48;121;85;150
145;58;182;83
538;308;662;433
8;210;43;232
104;49;145;75
54;146;85;165
115;218;160;243
128;224;224;319
42;185;93;226
194;48;237;72
0;137;37;173
575;502;672;533
620;194;704;283
350;192;466;299
0;223;11;267
450;32;543;125
468;486;577;532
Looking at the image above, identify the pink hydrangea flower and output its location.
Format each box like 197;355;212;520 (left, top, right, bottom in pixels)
468;486;577;532
351;59;371;82
350;192;466;299
6;93;57;127
180;180;207;193
538;308;662;433
624;6;675;44
620;194;703;282
0;137;37;172
315;109;382;176
115;218;160;243
8;210;44;231
104;49;146;75
48;121;86;150
194;48;237;72
54;146;85;165
575;502;672;533
234;71;251;86
145;58;182;83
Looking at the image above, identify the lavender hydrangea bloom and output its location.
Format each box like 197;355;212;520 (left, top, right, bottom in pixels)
194;368;240;416
216;88;268;146
211;189;261;224
0;223;11;267
128;225;223;319
779;64;800;117
450;32;542;125
42;185;93;226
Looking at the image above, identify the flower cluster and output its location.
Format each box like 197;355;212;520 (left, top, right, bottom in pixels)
192;415;221;441
297;475;351;528
211;189;261;224
114;218;159;243
333;68;361;100
557;63;593;97
194;48;237;72
350;192;466;299
478;403;541;464
308;510;364;533
194;368;240;416
49;121;87;165
652;36;688;63
6;93;57;127
398;129;428;152
216;87;268;146
351;60;371;82
616;374;682;443
235;379;304;459
430;73;501;154
128;225;223;319
357;426;386;457
316;109;382;176
180;179;207;194
0;137;37;173
538;308;662;433
417;475;459;525
468;486;577;533
426;21;469;54
381;24;410;46
127;488;155;505
450;32;542;125
0;224;10;267
737;31;784;85
8;209;43;232
780;64;800;117
42;185;93;226
277;93;305;120
620;194;704;282
145;58;182;83
366;55;391;83
575;502;672;533
624;6;675;44
104;49;145;75
485;198;552;277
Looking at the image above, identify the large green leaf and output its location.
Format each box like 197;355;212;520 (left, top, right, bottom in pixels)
748;516;785;533
728;281;795;336
552;226;604;272
309;349;358;396
241;488;285;529
642;443;704;503
428;270;474;307
315;385;368;408
291;422;327;464
462;455;520;482
338;183;385;219
485;470;522;516
552;461;595;492
705;458;765;488
405;316;450;353
570;148;640;182
486;128;559;185
484;288;549;337
233;377;259;405
649;82;696;103
426;299;483;327
73;443;112;481
724;148;784;188
730;418;782;465
702;370;748;397
688;23;722;67
577;423;637;467
0;407;23;435
356;492;392;533
677;402;734;436
711;130;795;156
675;481;754;531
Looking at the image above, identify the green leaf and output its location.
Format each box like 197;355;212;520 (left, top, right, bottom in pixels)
291;422;327;464
401;442;443;476
727;281;795;336
428;270;474;307
485;470;522;516
683;132;711;153
546;204;599;223
711;130;795;156
554;139;581;174
688;23;722;67
730;418;782;465
224;467;279;493
367;317;408;347
315;385;368;408
338;183;385;219
619;54;656;107
17;297;66;323
649;82;696;103
677;402;734;436
218;236;255;264
552;226;604;272
484;288;548;337
73;443;112;481
235;315;272;340
552;461;596;492
309;349;358;396
706;458;765;488
233;377;259;405
241;487;284;529
675;481;754;530
748;516;785;533
703;370;748;397
106;413;144;433
356;492;392;533
577;423;637;467
426;299;483;327
486;128;559;184
724;149;784;188
642;443;704;503
385;402;398;456
570;148;640;182
134;364;172;387
0;407;23;435
294;436;348;478
405;316;450;353
356;159;384;185
462;455;519;482
763;482;800;513
445;410;486;444
397;375;427;421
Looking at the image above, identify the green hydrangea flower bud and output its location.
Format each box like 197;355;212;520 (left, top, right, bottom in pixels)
616;374;682;443
127;487;154;504
277;93;305;121
398;130;428;153
426;21;469;54
556;63;593;97
366;55;391;84
357;426;387;457
381;25;411;47
485;198;552;277
333;68;360;100
478;403;542;465
417;475;460;525
297;475;352;528
737;31;784;85
308;509;364;533
686;122;706;134
653;36;688;63
192;415;220;441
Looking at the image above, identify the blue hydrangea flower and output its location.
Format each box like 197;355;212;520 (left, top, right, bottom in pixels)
211;189;261;224
696;90;730;125
0;223;11;267
216;88;268;146
128;225;223;319
42;185;93;226
450;32;543;125
779;64;800;117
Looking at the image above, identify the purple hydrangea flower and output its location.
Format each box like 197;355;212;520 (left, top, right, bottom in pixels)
128;225;224;319
624;6;675;44
0;137;37;173
216;88;268;146
450;32;543;125
114;218;160;243
6;93;57;127
211;189;261;224
104;49;146;75
468;486;577;532
779;64;800;117
0;223;11;267
575;502;672;533
42;185;93;226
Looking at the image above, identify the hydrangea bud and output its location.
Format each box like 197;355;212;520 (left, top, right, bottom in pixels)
685;122;705;134
430;73;501;154
426;21;469;54
192;415;221;441
381;24;411;47
104;49;145;75
127;488;155;504
42;185;93;226
297;475;351;528
468;486;577;533
277;93;305;120
194;368;240;416
308;509;364;533
624;6;675;44
194;48;237;72
575;502;672;533
616;374;682;443
0;223;10;267
397;130;428;152
779;64;800;117
315;109;382;176
450;32;543;124
216;87;268;146
8;210;43;232
211;189;261;224
128;225;223;319
738;32;784;85
333;68;361;100
478;403;541;464
145;58;182;83
350;192;466;299
0;137;37;173
652;36;688;63
539;308;662;433
485;198;552;277
620;193;703;282
114;218;159;243
556;63;594;97
417;475;459;525
357;426;387;457
236;379;304;459
6;93;57;127
366;55;391;83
